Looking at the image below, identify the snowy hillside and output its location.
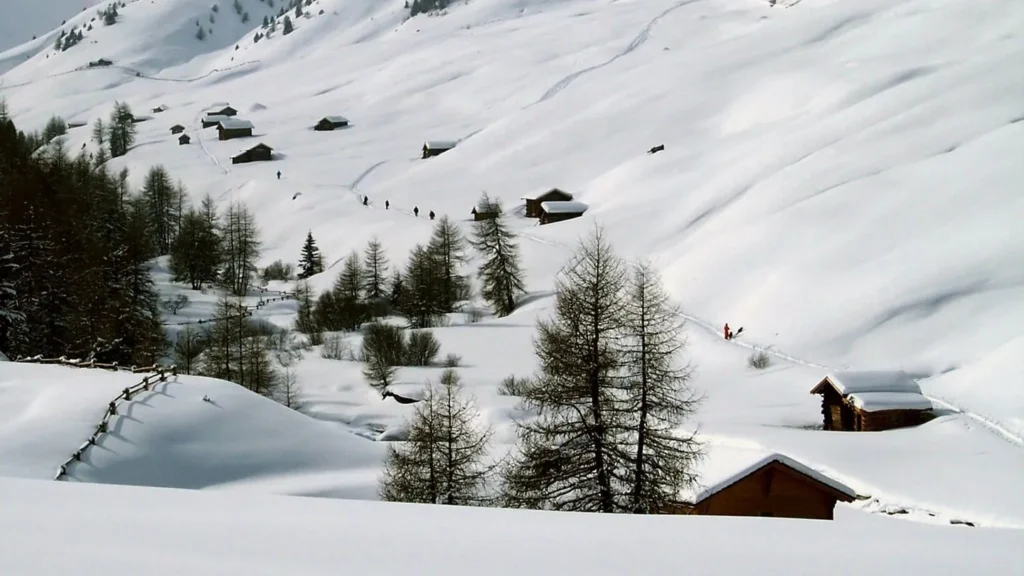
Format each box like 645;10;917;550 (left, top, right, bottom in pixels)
3;477;1023;576
0;0;97;55
1;0;1022;544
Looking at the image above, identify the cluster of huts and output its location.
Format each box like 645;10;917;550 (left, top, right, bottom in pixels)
659;370;935;522
469;187;588;225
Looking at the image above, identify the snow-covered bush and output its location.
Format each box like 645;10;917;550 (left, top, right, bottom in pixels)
747;350;772;370
320;333;352;360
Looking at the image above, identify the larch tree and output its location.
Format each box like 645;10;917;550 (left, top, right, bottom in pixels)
106;101;136;158
427;215;469;313
501;227;629;512
401;244;444;328
200;297;248;383
379;368;493;505
219;202;260;296
140;165;181;254
173;325;207;375
169;208;221;290
620;261;702;513
469;193;525;317
361;322;401;392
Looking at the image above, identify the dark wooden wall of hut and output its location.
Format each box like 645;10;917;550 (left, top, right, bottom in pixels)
691;463;841;520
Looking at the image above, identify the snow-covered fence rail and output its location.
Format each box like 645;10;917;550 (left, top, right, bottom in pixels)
46;364;177;481
14;355;175;374
163;290;295;327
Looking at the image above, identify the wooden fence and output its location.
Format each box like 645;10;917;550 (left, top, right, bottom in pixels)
164;290;295;327
10;356;177;481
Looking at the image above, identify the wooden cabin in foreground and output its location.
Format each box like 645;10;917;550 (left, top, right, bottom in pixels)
810;371;933;432
665;449;857;520
422;140;456;159
539;201;588;225
232;143;273;164
178;134;191;145
217;118;254;141
170;124;186;135
315;116;350;131
523;188;573;218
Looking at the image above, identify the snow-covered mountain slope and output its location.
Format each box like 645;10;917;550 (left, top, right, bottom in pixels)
0;363;383;497
0;0;96;55
1;0;1022;534
2;477;1022;576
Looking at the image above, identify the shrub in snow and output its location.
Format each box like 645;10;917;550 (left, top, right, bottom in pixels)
161;294;190;315
498;374;530;397
212;4;220;12
405;330;440;366
196;27;206;40
443;353;462;368
748;350;772;370
361;322;404;390
233;0;243;14
320;333;352;360
262;260;294;282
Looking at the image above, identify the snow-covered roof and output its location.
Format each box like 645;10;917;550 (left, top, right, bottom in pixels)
218;118;254;130
816;370;923;396
848;392;933;412
522;188;573;201
321;115;349;124
204;115;230;124
424;140;457;149
680;445;857;504
540;201;589;214
206;105;236;114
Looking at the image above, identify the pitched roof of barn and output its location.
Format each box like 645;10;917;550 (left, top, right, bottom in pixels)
218;118;254;130
204;115;230;124
847;392;933;412
540;200;588;214
680;445;857;505
811;371;923;396
321;115;349;124
522;188;573;201
424;140;457;149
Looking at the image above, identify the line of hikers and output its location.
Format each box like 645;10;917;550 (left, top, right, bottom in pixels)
277;170;436;219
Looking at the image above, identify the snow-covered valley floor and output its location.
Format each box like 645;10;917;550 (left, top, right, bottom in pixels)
1;0;1022;564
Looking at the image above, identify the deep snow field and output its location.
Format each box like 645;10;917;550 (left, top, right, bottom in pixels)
1;0;1022;567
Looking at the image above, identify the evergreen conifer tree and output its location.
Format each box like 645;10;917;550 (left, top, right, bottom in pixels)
169;208;221;290
402;244;444;328
297;231;323;279
469;193;525;317
427;215;469;312
362;236;390;307
282;15;293;34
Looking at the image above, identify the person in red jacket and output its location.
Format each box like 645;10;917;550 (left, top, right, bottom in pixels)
724;323;732;340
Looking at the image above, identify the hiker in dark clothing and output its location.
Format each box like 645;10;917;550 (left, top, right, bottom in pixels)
363;196;368;207
429;210;435;220
413;206;419;217
277;170;281;180
385;200;390;210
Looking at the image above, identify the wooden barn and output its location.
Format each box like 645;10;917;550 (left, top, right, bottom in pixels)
539;201;588;225
206;105;237;117
129;114;152;124
810;371;933;432
232;143;273;164
422;140;456;159
202;115;230;128
471;206;500;221
152;105;168;114
667;448;857;520
217;118;254;141
522;188;573;218
170;124;186;134
178;134;191;145
314;116;350;131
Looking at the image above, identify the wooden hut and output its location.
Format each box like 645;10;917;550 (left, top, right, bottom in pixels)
666;448;857;520
206;105;237;117
129;114;152;124
152;105;169;114
539;201;588;225
170;124;186;135
422;140;456;159
202;115;230;128
178;134;191;145
522;188;573;218
314;116;350;131
471;206;500;221
217;118;254;141
810;371;933;432
232;143;273;164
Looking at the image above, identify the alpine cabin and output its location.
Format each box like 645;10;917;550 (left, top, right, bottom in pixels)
523;188;573;218
170;124;186;135
206;106;237;117
202;115;230;128
314;116;350;131
422;140;456;159
178;134;191;145
666;448;857;520
152;105;168;113
471;206;500;221
539;201;588;225
217;118;254;141
232;143;273;164
810;371;933;432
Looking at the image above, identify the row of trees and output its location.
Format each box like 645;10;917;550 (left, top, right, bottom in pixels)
90;101;137;161
0;106;166;364
379;228;702;513
294;193;525;342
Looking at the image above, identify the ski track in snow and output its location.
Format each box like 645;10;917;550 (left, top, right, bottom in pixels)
531;0;701;105
194;109;230;176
